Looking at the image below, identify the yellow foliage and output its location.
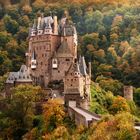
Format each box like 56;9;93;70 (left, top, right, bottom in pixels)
109;96;131;114
22;5;32;14
43;99;65;128
89;112;136;140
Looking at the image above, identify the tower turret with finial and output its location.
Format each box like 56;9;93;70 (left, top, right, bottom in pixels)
31;19;37;36
37;13;44;35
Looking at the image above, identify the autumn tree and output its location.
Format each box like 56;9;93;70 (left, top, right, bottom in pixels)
43;99;65;132
89;112;137;140
109;96;131;114
32;0;46;11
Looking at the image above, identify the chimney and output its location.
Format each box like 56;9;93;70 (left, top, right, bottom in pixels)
53;16;58;35
123;86;133;101
88;62;91;78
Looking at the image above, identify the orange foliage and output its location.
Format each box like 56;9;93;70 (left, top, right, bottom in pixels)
43;99;65;128
109;96;130;114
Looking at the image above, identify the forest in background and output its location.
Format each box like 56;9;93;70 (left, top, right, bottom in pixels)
0;0;140;96
1;0;140;139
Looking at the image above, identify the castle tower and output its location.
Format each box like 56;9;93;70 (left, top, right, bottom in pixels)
51;39;74;81
27;12;78;88
64;58;91;110
60;18;78;58
79;56;91;109
64;62;82;107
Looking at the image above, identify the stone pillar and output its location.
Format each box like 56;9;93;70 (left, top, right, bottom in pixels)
123;86;133;101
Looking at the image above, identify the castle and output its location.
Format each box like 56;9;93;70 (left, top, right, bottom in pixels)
6;12;91;109
5;12;137;127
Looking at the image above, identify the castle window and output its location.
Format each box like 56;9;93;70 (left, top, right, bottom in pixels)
71;84;72;86
52;59;58;69
58;70;60;73
71;79;73;81
66;59;70;61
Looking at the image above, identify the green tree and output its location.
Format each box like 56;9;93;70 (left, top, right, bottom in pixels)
4;15;19;35
134;88;140;106
0;51;12;75
0;84;42;139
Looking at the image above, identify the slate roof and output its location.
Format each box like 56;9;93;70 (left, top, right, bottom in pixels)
30;15;76;36
66;62;81;76
6;65;32;84
79;56;87;76
56;39;73;58
65;56;88;77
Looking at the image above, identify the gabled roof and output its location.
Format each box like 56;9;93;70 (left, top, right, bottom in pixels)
6;65;32;84
65;61;82;77
56;39;73;58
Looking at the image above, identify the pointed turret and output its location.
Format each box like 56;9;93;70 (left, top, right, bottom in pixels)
31;50;37;69
31;19;37;36
37;14;44;35
44;16;53;35
53;16;58;35
79;56;87;76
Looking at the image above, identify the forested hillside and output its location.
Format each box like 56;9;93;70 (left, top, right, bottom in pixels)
1;0;140;139
0;0;140;87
